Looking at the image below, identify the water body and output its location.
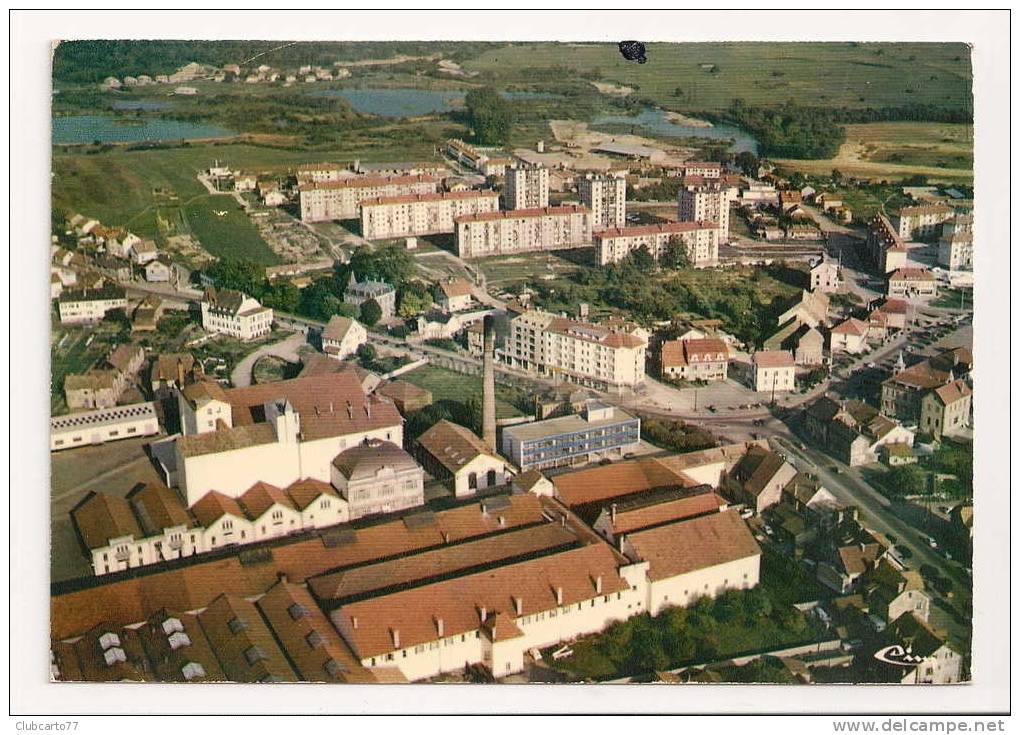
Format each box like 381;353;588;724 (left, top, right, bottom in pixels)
592;107;759;154
111;100;171;111
312;87;561;117
53;115;235;144
312;88;465;117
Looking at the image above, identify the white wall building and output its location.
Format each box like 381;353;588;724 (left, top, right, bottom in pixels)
454;206;592;259
594;221;719;267
299;175;440;222
505;163;549;210
578;172;626;231
359;190;499;239
172;373;404;506
752;351;796;393
679;178;731;244
51;402;159;451
321;315;367;360
57;285;128;325
200;287;274;341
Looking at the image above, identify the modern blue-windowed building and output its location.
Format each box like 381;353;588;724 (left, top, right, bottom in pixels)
501;401;641;472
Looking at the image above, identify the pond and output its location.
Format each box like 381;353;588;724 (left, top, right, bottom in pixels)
311;87;562;117
110;100;171;111
52;115;235;144
592;107;759;154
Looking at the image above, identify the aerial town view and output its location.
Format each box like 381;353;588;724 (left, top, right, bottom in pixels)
48;39;974;686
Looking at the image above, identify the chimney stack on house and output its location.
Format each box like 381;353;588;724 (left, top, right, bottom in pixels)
482;314;497;452
515;597;523;616
391;629;400;649
436;617;444;637
595;575;603;594
351;616;358;630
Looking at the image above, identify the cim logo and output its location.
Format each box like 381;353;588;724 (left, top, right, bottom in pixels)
872;645;926;667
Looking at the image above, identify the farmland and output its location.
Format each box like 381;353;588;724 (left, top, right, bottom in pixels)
773;122;974;183
462;42;972;113
182;195;279;264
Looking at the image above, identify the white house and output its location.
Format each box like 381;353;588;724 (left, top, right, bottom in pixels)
436;278;474;313
830;318;870;354
322;315;367;360
200;287;274;341
752;351;796;393
129;239;159;265
416;420;511;497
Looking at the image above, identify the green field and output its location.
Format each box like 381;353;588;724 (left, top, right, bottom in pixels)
399;364;525;419
774;122;974;183
462;42;972;112
474;251;587;291
182;195;279;264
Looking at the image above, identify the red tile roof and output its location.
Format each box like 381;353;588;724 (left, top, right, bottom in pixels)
753;350;795;368
360;190;497;207
623;510;760;581
552;458;694;508
334;543;629;659
72;492;143;550
455;205;587;224
596;221;717;239
298;174;438;192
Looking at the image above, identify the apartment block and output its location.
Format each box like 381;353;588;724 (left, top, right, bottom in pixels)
579;172;626;231
454;206;592;259
359;190;499;240
502;309;648;392
678;177;731;244
937;215;974;271
893;204;955;240
594;221;719;267
299;175;439;222
505;163;549;210
867;215;909;274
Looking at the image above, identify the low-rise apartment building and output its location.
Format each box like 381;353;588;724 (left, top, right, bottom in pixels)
57;285;128;325
660;338;728;382
299;175;439;222
501;402;641;471
893;203;955;240
502;309;647;392
594;221;719;267
359;190;499;239
887;268;938;298
454;205;592;259
809;258;841;293
344;274;397;319
200;287;273;341
330;439;424;519
937;215;974;271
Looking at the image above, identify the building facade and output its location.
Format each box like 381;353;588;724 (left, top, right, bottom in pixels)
752;351;796;393
919;380;972;439
579;172;626;231
502;309;648;392
594;221;719;267
501;402;641;471
51;402;160;451
344;274;397;319
330;440;425;519
359;191;499;240
454;206;592;259
867;215;909;274
321;315;367;360
505;163;549;210
660;338;728;382
201;288;274;341
57;285;128;325
299;175;440;222
893;204;955;240
678;178;731;244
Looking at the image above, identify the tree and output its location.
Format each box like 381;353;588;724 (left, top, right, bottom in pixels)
359;298;383;327
662;236;692;270
356;343;376;363
629;244;656;272
627;624;668;673
464;86;515;146
398;280;433;318
350;243;413;287
734;150;760;177
885;464;927;497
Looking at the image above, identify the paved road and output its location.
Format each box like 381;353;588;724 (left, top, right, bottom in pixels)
230;330;309;387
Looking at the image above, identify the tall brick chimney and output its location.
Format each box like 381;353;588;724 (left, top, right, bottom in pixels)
482;314;497;452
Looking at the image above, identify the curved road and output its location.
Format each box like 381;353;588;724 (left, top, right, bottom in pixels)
230;330;309;388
